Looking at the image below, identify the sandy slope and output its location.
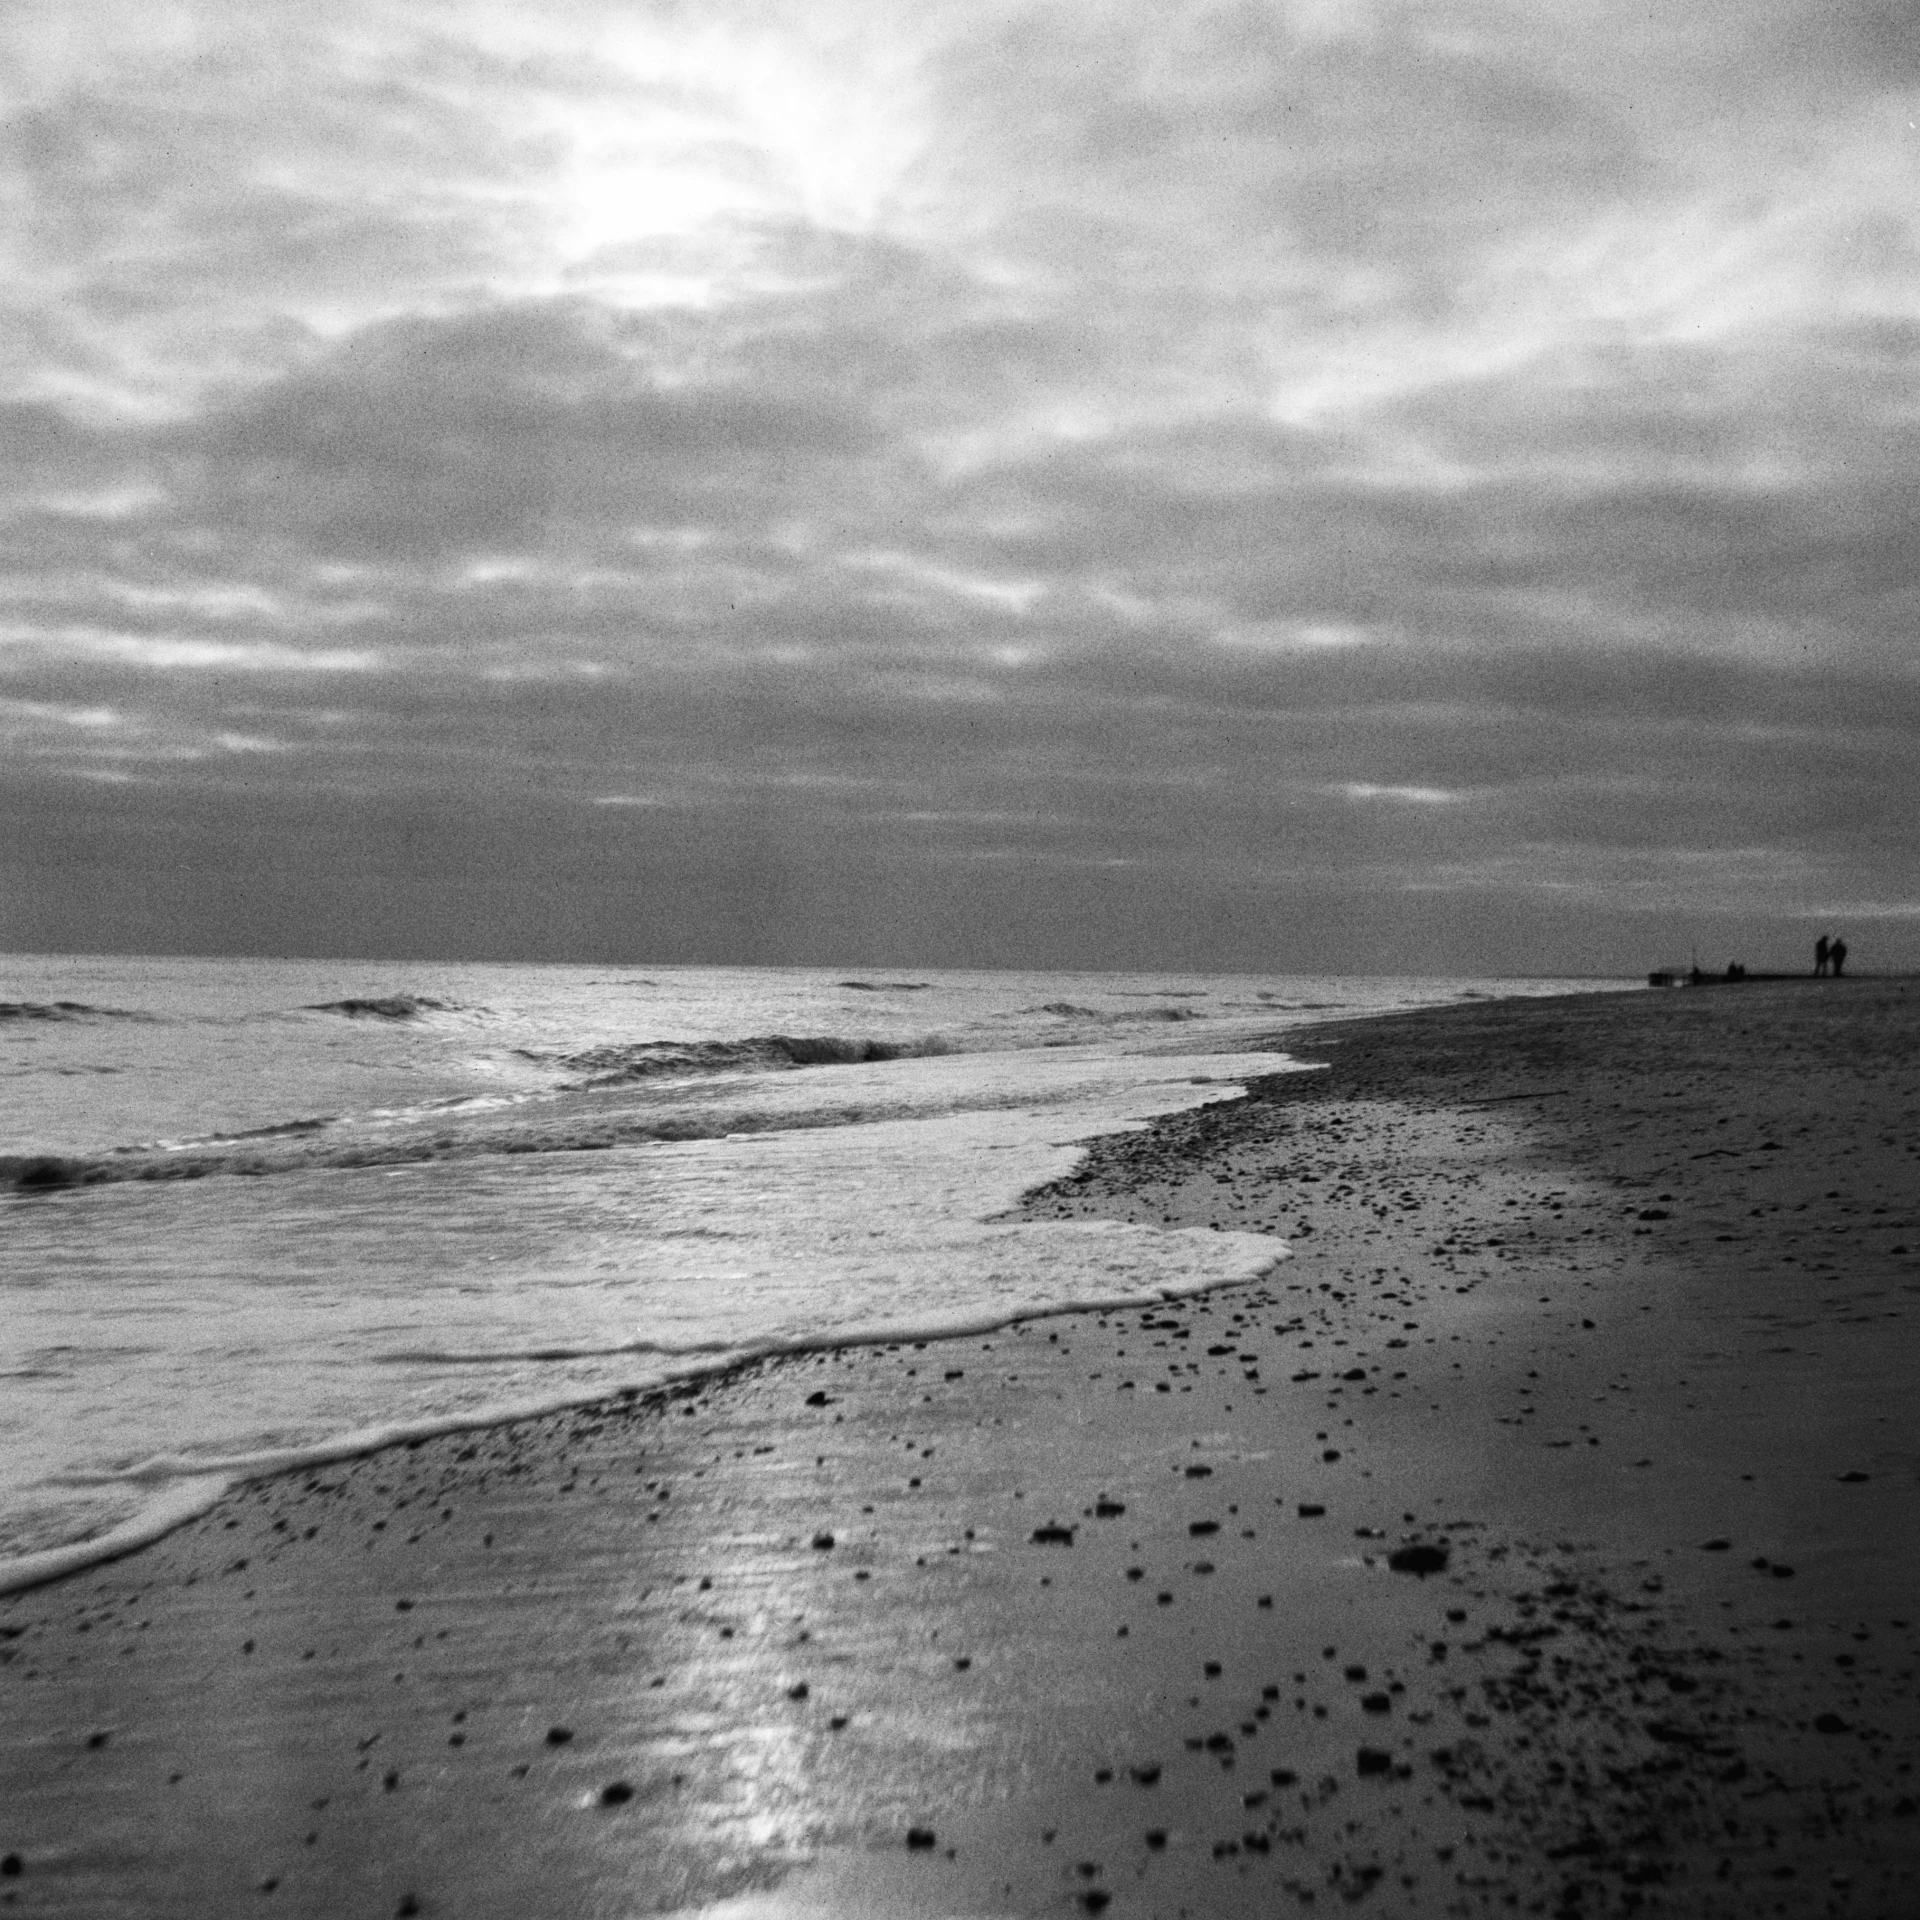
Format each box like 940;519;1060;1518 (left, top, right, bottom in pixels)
2;980;1917;1918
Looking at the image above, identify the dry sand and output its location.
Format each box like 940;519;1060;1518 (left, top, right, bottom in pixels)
3;980;1918;1918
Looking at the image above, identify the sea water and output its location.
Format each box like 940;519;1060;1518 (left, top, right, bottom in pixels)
0;958;1612;1588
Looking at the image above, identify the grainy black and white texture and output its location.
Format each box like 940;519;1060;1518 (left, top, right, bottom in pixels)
5;983;1917;1917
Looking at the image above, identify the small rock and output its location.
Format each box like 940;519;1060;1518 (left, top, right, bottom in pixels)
1387;1543;1448;1577
905;1827;937;1851
1356;1747;1393;1777
546;1726;574;1746
600;1782;634;1806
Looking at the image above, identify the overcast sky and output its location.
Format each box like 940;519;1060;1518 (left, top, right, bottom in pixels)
4;0;1917;974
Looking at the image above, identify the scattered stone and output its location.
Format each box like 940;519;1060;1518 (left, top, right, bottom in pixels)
600;1782;633;1806
1386;1543;1448;1577
1031;1523;1075;1545
905;1827;937;1850
1356;1747;1393;1777
545;1727;573;1746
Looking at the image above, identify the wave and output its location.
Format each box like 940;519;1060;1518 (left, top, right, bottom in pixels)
0;1228;1283;1597
838;979;931;992
1030;1001;1197;1023
548;1031;954;1087
0;1000;149;1023
299;994;453;1020
0;1088;966;1192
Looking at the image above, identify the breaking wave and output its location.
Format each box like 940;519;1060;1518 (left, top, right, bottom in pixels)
1031;1001;1197;1023
549;1031;954;1086
0;1000;149;1023
299;995;454;1020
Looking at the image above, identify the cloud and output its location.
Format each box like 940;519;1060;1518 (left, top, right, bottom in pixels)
1339;783;1462;806
2;0;1918;967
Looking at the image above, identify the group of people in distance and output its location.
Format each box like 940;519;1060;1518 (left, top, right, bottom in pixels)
1814;934;1849;977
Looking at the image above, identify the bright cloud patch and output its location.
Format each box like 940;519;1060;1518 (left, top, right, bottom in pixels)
1338;784;1463;806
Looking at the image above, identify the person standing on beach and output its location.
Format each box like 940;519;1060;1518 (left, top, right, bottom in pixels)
1831;936;1848;977
1815;935;1830;977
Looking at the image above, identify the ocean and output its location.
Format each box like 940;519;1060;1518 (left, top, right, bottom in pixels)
0;956;1617;1589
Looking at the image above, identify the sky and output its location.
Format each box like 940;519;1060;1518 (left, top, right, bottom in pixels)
3;0;1918;975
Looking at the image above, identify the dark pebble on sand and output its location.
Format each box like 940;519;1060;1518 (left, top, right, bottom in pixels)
1838;1471;1870;1483
1386;1543;1448;1577
1145;1830;1167;1850
804;1392;833;1408
1700;1538;1731;1552
600;1782;634;1806
1131;1764;1162;1785
1;1854;20;1877
546;1727;574;1746
1081;1894;1111;1913
1094;1499;1126;1517
1356;1747;1393;1777
811;1532;835;1550
1031;1523;1075;1545
1298;1503;1325;1518
788;1682;809;1700
906;1827;937;1850
1814;1713;1851;1734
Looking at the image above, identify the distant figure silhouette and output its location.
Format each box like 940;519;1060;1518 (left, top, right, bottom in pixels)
1831;936;1848;978
1814;935;1830;977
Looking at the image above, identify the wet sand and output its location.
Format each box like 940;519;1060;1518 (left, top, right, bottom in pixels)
4;979;1918;1918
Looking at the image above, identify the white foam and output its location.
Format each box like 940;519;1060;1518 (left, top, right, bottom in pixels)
0;1046;1300;1591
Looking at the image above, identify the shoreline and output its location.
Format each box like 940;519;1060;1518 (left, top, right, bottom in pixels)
4;981;1918;1916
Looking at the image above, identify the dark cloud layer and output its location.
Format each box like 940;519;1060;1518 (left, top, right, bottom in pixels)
3;0;1918;971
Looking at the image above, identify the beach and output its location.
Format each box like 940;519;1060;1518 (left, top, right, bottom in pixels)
4;980;1918;1917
